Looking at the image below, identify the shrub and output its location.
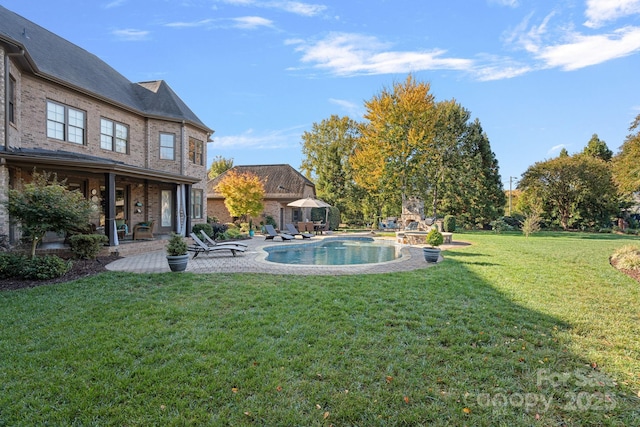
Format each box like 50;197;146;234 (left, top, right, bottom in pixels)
210;222;229;240
264;215;277;227
68;234;108;259
20;255;71;280
443;215;456;232
166;233;188;256
0;253;28;279
192;223;213;237
222;228;243;240
611;245;640;271
426;228;444;247
490;218;514;234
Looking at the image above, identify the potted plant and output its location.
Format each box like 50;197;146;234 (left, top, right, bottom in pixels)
248;218;255;237
423;228;444;263
166;233;189;272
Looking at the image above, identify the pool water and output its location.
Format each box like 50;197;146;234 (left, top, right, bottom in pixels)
264;237;401;265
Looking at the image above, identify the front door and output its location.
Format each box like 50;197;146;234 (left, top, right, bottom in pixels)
160;189;173;233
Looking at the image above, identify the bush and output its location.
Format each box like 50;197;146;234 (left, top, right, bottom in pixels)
166;233;188;256
264;215;277;227
490;218;515;234
68;234;108;259
222;228;243;240
192;223;213;237
209;222;229;240
0;253;28;279
611;245;640;270
426;228;444;247
443;215;456;232
20;255;71;280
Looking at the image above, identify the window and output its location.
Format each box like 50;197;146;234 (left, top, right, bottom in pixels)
8;75;15;124
189;137;204;165
160;133;175;160
101;118;129;153
191;189;203;219
47;100;85;144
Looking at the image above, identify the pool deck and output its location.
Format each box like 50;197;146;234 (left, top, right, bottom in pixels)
105;232;469;276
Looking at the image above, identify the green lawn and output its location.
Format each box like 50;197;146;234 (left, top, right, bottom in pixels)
1;232;639;426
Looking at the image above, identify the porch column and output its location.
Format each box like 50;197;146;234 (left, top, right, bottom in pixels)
104;172;116;246
185;184;192;237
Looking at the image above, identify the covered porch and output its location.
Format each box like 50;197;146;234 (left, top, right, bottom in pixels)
1;148;201;247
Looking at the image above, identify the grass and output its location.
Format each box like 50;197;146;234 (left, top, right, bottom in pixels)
1;231;639;426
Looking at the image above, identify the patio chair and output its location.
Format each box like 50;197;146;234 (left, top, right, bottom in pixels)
188;233;247;258
133;220;155;240
285;223;313;239
200;230;248;248
264;224;294;241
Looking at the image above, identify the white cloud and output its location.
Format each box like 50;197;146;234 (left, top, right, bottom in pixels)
536;26;640;70
291;32;474;76
488;0;519;7
212;127;304;149
112;29;150;41
232;16;275;29
584;0;640;28
548;144;567;155
329;98;364;117
165;19;214;28
103;0;126;9
217;0;326;17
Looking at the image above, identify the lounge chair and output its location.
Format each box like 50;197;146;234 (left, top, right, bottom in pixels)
285;223;313;239
200;230;249;248
188;233;247;258
264;224;294;241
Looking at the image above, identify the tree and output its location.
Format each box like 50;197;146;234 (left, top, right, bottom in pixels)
518;154;618;229
214;170;265;222
300;115;364;224
208;156;234;179
583;133;613;161
613;114;640;195
351;75;437;217
6;170;95;258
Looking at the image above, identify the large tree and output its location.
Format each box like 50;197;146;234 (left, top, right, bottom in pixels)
214;170;265;222
613;114;640;195
351;75;437;217
583;133;613;161
518;153;618;229
6;170;95;257
300;115;365;224
208;156;234;179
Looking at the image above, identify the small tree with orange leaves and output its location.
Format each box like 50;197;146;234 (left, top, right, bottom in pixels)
214;170;265;222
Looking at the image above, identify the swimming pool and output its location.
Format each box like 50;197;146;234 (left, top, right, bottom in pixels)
264;237;402;265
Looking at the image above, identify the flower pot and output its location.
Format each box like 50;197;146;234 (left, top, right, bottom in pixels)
423;247;441;263
167;254;189;272
249;229;255;237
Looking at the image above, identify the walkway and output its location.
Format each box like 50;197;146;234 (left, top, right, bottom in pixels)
105;233;466;276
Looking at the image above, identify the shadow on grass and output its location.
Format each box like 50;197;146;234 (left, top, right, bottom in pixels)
0;259;637;426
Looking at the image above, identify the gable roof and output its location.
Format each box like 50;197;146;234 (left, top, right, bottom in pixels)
208;164;315;198
0;5;211;133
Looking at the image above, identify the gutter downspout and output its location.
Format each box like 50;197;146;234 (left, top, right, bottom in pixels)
4;48;24;150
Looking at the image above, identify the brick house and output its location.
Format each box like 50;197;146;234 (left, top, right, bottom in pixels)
0;6;213;247
208;164;316;231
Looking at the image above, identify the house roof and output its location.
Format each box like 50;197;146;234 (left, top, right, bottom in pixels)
208;164;315;198
0;5;212;134
0;146;202;184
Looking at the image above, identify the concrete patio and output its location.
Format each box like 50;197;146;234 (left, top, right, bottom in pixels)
105;232;467;276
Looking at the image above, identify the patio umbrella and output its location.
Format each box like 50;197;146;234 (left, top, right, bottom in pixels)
287;197;331;224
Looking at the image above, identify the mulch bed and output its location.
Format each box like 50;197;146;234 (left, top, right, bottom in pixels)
0;256;119;291
610;259;640;283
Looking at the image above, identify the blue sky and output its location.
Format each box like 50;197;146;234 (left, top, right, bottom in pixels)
4;0;640;186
